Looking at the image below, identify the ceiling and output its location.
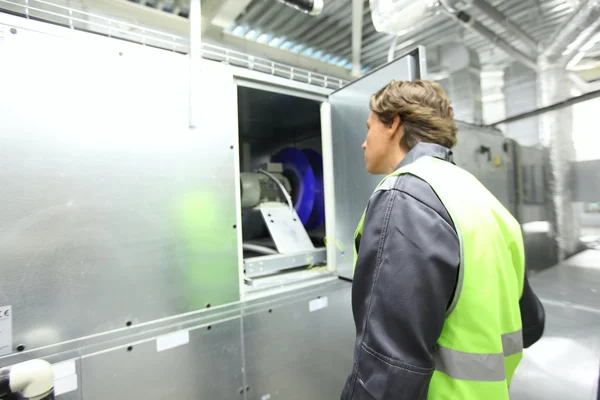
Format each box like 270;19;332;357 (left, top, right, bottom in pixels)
122;0;600;80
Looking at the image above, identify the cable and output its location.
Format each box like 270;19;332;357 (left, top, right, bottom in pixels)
243;243;279;255
257;169;294;214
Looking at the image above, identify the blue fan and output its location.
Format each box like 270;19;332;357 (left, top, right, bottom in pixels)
271;147;316;226
302;149;325;230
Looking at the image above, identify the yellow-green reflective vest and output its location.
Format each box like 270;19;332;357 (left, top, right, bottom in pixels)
354;156;525;399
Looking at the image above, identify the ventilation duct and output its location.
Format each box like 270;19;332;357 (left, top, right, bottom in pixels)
370;0;440;36
536;1;600;260
538;65;579;260
278;0;324;15
371;0;538;70
541;0;600;65
430;43;483;124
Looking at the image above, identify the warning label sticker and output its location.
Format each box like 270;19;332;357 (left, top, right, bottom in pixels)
0;306;12;356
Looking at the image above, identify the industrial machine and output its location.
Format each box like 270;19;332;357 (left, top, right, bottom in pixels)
0;4;556;399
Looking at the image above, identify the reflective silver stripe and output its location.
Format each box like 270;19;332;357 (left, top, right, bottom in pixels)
435;346;506;382
502;330;523;357
435;332;523;382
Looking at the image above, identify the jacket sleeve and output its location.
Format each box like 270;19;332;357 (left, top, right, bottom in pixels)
341;185;460;400
510;229;546;348
520;272;545;347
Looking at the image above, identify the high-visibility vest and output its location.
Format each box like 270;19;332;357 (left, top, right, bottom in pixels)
354;156;525;399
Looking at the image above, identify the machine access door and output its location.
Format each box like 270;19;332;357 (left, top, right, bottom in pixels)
327;48;426;280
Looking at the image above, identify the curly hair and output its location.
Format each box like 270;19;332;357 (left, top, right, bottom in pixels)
370;80;457;149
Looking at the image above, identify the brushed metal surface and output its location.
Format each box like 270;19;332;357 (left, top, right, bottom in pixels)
329;50;422;279
573;159;600;202
0;24;239;351
510;251;600;400
80;319;244;399
243;285;354;400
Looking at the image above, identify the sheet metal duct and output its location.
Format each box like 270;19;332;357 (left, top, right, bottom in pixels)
372;0;538;70
444;9;538;71
542;0;600;65
469;0;538;54
433;43;483;124
538;65;580;261
537;1;600;260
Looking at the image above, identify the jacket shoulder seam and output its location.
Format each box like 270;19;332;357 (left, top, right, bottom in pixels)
374;184;457;233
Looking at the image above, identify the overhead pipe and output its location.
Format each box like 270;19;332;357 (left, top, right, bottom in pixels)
277;0;324;15
565;20;600;69
440;0;538;56
441;7;539;71
468;0;538;54
387;35;399;62
541;0;600;65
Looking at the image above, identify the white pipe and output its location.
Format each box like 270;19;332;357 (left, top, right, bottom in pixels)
6;360;54;399
188;0;201;129
257;169;294;213
351;0;364;77
387;35;399;63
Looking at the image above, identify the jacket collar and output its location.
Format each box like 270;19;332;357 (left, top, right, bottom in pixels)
397;142;454;170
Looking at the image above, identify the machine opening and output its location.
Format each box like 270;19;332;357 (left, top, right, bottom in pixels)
237;86;330;293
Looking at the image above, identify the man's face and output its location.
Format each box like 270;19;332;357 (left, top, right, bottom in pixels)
362;112;390;175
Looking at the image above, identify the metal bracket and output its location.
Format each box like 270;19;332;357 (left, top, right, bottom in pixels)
259;204;315;254
245;248;327;278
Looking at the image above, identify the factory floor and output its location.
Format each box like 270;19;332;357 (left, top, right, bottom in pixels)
510;249;600;400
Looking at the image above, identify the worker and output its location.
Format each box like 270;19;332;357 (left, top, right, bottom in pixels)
340;80;545;400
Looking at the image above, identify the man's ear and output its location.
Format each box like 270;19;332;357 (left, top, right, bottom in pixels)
388;114;402;139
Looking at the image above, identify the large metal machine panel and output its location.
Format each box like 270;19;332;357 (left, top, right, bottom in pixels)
243;284;355;400
0;20;240;351
329;48;425;279
452;122;519;218
573;159;600;202
80;319;244;399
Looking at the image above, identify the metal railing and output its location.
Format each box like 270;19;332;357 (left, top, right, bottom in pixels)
0;0;348;89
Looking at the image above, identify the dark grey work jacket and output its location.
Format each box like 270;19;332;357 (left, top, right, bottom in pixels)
341;142;546;400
